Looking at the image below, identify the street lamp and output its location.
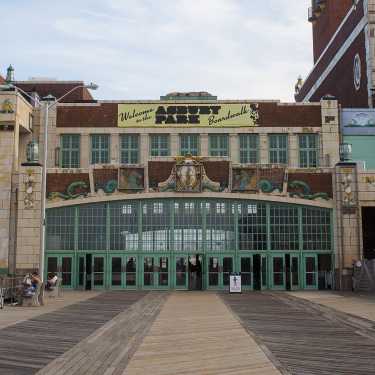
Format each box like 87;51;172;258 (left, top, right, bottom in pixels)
0;82;98;286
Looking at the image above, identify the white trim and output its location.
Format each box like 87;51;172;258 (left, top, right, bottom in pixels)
364;23;373;107
303;16;368;101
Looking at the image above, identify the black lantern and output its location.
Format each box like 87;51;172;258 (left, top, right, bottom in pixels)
339;143;353;162
22;140;41;166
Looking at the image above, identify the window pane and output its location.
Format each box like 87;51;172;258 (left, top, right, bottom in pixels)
121;134;139;164
269;134;288;164
209;134;228;157
180;134;199;156
299;134;319;168
150;135;169;157
61;135;80;168
239;134;258;163
91;134;110;164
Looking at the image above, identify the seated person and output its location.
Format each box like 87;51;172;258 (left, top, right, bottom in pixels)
31;272;42;288
45;273;58;290
22;273;35;297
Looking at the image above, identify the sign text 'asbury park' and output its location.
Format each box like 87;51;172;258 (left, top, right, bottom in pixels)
117;103;259;127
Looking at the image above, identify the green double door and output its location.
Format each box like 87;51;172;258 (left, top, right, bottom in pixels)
46;255;73;288
270;253;318;290
207;255;234;289
78;254;106;290
239;254;267;290
142;255;169;289
109;255;137;288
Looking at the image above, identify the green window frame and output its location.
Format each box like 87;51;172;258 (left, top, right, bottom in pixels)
299;134;319;168
209;134;229;157
60;134;80;168
91;134;110;164
150;135;170;157
120;134;139;164
180;134;200;156
269;134;288;164
239;134;259;163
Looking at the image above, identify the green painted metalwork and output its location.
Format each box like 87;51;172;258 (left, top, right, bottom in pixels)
46;198;333;291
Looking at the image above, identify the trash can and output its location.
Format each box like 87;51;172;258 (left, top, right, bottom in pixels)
229;273;242;293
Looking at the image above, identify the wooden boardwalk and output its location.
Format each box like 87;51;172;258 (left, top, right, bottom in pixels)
221;292;375;375
124;292;280;375
0;291;148;375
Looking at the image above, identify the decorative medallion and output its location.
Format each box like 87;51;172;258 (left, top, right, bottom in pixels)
0;99;14;114
158;155;220;192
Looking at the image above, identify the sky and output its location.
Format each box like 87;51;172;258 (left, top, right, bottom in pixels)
1;0;313;102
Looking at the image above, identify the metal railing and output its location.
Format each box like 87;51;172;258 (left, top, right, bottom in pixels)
0;276;24;308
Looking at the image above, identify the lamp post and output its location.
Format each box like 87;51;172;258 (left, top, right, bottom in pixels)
0;82;98;285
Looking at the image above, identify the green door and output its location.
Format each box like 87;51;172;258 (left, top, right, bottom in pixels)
92;255;106;289
142;256;169;289
175;256;188;289
290;255;300;290
304;254;318;289
78;255;86;289
240;256;252;290
261;255;267;290
109;255;137;289
207;256;234;289
46;255;73;288
271;255;285;290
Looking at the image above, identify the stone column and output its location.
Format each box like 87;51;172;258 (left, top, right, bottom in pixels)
111;133;119;164
170;133;179;157
16;166;42;273
0;130;15;273
229;134;239;163
321;99;340;167
201;133;209;157
259;134;268;164
140;133;149;164
81;134;90;168
289;134;299;168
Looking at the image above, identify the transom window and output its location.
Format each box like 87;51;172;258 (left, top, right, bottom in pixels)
121;134;139;164
299;134;319;168
269;134;288;164
91;134;110;164
209;134;229;157
239;134;259;163
150;135;169;157
60;134;80;168
180;134;199;156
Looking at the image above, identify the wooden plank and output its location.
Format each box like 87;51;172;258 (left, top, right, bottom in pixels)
0;291;148;375
221;292;375;375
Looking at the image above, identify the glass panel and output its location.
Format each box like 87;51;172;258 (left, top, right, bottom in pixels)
47;257;58;274
46;207;75;251
60;134;80;168
159;257;169;286
206;201;235;252
61;257;72;286
91;134;110;164
239;134;258;164
223;257;233;286
176;257;187;287
302;207;331;251
150;135;169;157
299;134;319;168
270;205;299;251
306;257;315;273
241;257;252;286
93;257;104;286
180;134;199;156
78;257;85;286
126;257;137;286
291;257;299;286
144;257;154;286
111;257;122;286
78;204;107;251
273;257;284;286
209;257;219;286
209;134;229;156
110;202;139;251
121;134;139;164
238;203;267;251
269;134;288;164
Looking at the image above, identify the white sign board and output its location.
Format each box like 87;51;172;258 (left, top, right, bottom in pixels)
229;275;242;293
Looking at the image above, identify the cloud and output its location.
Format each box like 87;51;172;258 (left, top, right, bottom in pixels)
1;0;312;101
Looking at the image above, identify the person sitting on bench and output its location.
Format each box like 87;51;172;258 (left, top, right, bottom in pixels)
45;273;58;291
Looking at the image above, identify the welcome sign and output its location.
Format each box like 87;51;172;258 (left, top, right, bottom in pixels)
118;103;259;127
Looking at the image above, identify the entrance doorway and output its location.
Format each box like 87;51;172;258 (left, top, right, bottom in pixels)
253;255;261;290
362;207;375;260
188;254;202;290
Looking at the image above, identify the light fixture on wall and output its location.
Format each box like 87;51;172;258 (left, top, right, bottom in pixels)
339;143;353;162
